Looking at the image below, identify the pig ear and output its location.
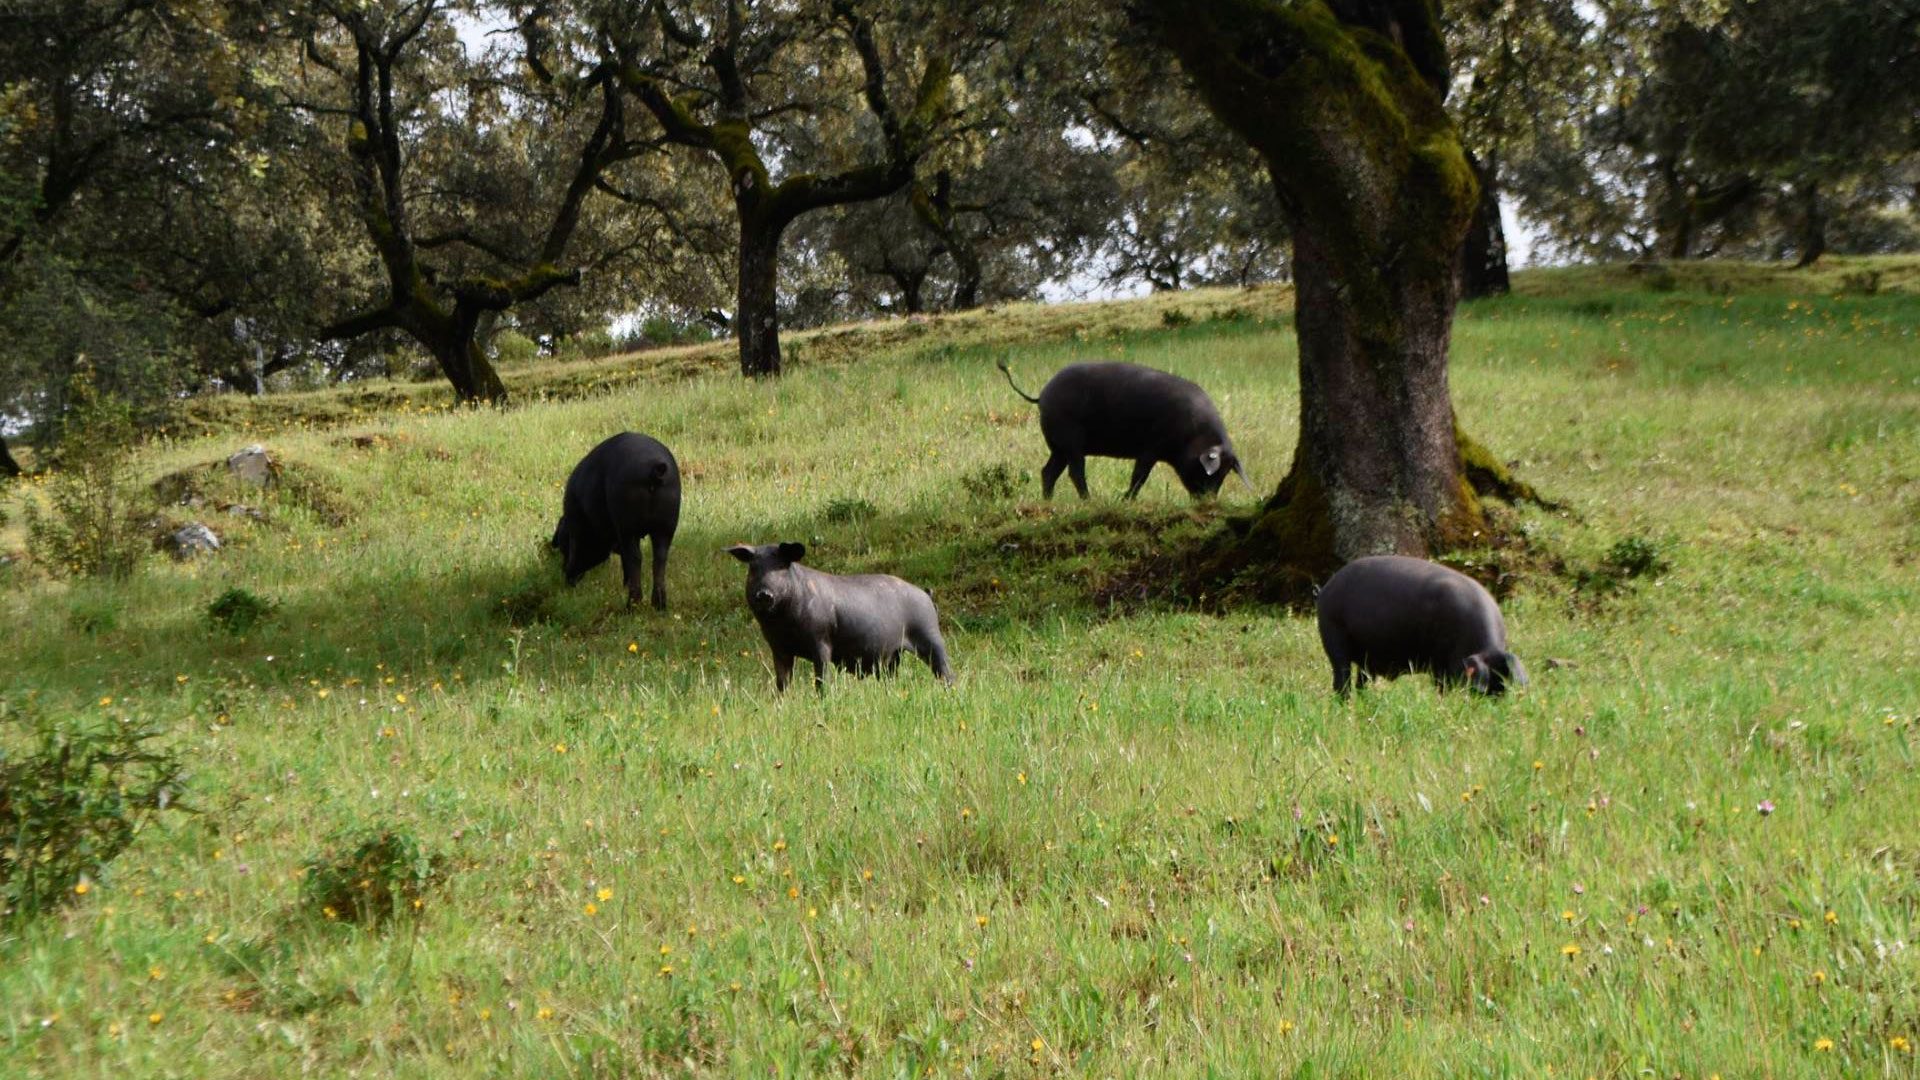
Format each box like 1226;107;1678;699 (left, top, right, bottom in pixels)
1199;445;1224;476
776;542;806;565
724;544;756;563
1506;653;1530;688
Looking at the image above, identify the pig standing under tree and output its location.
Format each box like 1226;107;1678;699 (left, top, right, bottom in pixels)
998;359;1250;499
726;542;954;692
551;433;680;609
1315;555;1528;696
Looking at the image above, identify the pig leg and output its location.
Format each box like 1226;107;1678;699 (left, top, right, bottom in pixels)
772;649;795;693
1331;658;1353;697
1040;451;1068;499
648;530;671;610
615;536;647;608
1123;458;1155;499
1066;457;1089;498
805;641;832;693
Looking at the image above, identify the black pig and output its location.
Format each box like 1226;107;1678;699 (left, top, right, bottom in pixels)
998;360;1249;499
550;433;680;609
1315;555;1528;696
725;542;953;692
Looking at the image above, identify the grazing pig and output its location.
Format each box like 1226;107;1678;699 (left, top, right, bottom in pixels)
1315;555;1528;697
998;359;1249;499
725;542;953;692
550;433;680;610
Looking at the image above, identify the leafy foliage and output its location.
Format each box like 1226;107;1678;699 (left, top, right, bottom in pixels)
299;823;444;928
0;699;187;923
22;372;150;579
204;588;278;637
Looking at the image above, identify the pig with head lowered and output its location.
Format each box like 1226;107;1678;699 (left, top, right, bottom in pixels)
1315;555;1528;697
998;359;1249;499
726;542;953;692
550;432;681;610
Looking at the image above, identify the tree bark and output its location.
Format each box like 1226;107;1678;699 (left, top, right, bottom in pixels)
892;268;928;314
948;245;982;310
1144;0;1533;594
1657;157;1695;259
735;221;786;377
1;434;21;478
1793;180;1826;268
1461;150;1511;299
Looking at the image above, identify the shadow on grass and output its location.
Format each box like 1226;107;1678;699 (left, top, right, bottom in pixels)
6;492;1234;703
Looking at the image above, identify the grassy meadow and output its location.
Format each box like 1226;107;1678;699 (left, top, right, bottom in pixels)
1;258;1917;1078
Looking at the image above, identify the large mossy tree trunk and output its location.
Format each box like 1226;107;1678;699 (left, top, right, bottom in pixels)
1144;0;1532;595
1;434;21;478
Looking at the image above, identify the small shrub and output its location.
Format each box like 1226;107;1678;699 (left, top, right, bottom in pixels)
1160;308;1193;329
206;587;277;636
300;823;444;927
1641;267;1680;293
960;463;1023;502
67;594;122;636
1576;533;1671;594
1603;535;1669;579
1210;306;1253;324
0;702;188;922
23;372;149;579
822;497;879;523
1838;269;1882;296
490;330;540;368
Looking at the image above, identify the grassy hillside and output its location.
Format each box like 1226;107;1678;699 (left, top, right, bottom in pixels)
2;260;1917;1078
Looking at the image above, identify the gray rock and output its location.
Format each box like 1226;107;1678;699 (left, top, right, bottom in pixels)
226;445;275;487
166;523;221;560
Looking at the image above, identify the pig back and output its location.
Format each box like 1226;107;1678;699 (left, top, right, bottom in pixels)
1319;556;1504;670
1039;363;1223;458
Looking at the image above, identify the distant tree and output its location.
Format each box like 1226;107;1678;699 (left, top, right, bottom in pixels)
234;0;672;403
1097;149;1288;293
1445;0;1592;296
599;0;956;376
0;0;240;436
1506;0;1920;264
799;124;1118;316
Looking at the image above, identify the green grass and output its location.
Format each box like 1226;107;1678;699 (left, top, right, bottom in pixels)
2;261;1918;1078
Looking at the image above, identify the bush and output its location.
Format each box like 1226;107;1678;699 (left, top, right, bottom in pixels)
300;823;444;927
67;594;122;636
490;330;540;368
1603;534;1670;579
1160;308;1193;328
960;463;1023;502
822;496;879;523
206;587;277;636
1839;269;1882;296
23;371;149;579
0;702;188;922
1576;533;1672;595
